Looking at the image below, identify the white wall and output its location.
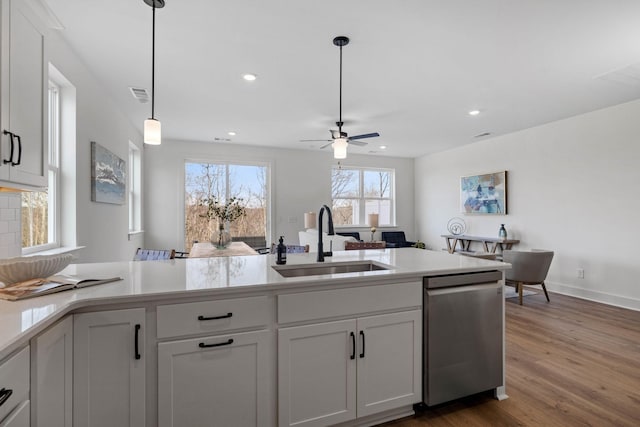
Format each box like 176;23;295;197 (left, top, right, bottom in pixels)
143;140;415;251
415;99;640;310
47;32;144;262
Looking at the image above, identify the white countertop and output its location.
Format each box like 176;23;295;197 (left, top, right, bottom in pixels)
0;248;508;360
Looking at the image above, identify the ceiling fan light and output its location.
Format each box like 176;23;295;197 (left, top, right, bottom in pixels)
144;118;161;145
333;138;348;159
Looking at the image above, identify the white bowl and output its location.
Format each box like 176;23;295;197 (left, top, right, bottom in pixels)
0;253;74;287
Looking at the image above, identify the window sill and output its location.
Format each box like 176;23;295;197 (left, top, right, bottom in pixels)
128;230;145;240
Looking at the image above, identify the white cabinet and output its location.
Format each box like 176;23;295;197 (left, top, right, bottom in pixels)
356;311;422;417
156;296;274;427
0;0;48;189
0;346;29;426
158;330;271;427
31;316;73;427
0;401;29;427
74;308;146;427
278;310;422;427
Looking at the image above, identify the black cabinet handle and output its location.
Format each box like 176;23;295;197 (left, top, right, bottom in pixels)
134;324;141;360
3;130;14;165
198;312;232;321
12;134;21;166
199;338;234;348
0;388;13;407
359;331;365;358
350;332;356;360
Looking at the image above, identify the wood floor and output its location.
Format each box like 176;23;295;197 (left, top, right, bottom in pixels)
384;291;640;427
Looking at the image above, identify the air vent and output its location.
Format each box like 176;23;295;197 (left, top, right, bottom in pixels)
474;132;491;138
213;137;231;142
129;87;149;103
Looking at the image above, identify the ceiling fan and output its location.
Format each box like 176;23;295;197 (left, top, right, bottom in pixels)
301;36;380;158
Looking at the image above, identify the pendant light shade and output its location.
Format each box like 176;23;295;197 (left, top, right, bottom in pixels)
333;137;348;159
143;0;164;145
144;118;161;145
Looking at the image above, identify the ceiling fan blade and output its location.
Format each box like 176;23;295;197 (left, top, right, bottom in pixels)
300;139;333;142
320;142;334;149
348;140;368;147
348;132;380;140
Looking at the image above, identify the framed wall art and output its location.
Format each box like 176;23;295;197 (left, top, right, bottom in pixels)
91;141;126;205
460;170;507;214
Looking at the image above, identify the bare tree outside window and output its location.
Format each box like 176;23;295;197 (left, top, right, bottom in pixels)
331;166;395;227
185;162;268;251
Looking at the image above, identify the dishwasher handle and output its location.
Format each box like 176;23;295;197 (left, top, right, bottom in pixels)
424;270;502;289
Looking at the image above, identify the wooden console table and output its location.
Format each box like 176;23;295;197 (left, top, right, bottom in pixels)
441;234;519;255
189;242;258;258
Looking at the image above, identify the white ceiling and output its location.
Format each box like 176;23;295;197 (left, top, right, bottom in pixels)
44;0;640;158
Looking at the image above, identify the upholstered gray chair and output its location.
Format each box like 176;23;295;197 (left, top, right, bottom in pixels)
503;250;554;305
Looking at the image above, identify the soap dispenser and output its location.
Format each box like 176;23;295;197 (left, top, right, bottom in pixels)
276;236;287;265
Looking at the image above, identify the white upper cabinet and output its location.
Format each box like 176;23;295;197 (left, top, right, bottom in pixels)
0;0;48;189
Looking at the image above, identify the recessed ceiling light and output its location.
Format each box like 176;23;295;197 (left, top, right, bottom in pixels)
228;131;236;136
379;145;387;150
242;73;257;81
469;110;481;116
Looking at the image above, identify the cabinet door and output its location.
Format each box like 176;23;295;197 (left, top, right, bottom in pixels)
278;320;356;427
73;308;145;427
356;310;422;417
0;0;47;187
32;316;72;427
0;400;29;427
158;330;272;427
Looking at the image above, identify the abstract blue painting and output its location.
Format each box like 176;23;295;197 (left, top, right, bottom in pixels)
91;141;126;205
460;171;507;214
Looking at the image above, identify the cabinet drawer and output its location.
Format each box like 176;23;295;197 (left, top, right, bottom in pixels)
157;296;270;338
278;282;421;324
0;346;29;423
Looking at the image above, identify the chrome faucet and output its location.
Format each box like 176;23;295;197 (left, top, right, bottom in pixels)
317;204;335;262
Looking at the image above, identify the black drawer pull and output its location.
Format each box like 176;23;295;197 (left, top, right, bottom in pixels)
198;312;233;321
0;388;13;407
134;324;141;360
350;332;356;360
359;330;365;358
199;338;234;348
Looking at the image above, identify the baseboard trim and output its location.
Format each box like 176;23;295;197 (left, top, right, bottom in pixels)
546;281;640;312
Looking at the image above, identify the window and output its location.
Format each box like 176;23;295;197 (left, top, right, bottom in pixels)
331;166;395;227
184;161;269;251
22;81;60;251
128;142;141;233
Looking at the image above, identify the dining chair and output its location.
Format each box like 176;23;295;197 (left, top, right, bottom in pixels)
503;249;554;305
269;243;310;254
133;248;176;261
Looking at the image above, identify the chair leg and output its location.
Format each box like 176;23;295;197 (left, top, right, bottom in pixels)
541;282;550;302
518;282;523;305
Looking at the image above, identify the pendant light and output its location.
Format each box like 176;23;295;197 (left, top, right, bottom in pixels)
332;36;349;159
143;0;164;145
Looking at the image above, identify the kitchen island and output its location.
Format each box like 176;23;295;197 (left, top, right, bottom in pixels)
0;248;509;427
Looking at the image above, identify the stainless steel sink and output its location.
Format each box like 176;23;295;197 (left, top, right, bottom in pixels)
273;261;391;278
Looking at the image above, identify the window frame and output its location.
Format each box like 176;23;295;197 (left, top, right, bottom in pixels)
22;80;61;254
128;142;142;234
181;157;272;249
331;165;396;228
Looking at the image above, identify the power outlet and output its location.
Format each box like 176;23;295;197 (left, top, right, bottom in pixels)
577;268;584;279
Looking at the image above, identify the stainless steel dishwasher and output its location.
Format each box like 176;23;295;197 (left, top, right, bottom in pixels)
423;270;503;406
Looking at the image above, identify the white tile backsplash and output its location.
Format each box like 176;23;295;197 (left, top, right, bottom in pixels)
0;194;21;258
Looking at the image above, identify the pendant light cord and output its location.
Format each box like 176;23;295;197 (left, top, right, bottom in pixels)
338;44;343;134
151;3;156;119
